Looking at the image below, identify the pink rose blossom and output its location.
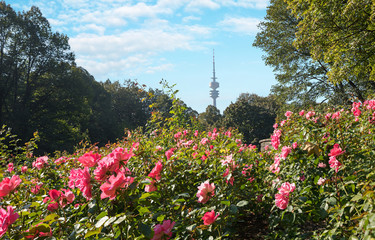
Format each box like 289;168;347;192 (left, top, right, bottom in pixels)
317;177;326;185
306;111;315;120
299;110;305;116
152;220;175;240
280;146;292;160
100;172;134;200
202;210;220;225
7;163;14;173
21;166;28;173
194;130;199;137
285;111;293;118
200;138;209;145
318;162;326;168
145;179;157;192
271;129;282;150
78;151;101;168
275;193;289;210
148;161;163;181
292;142;298;149
196;180;215;204
328;156;342;173
0;206;19;238
328;144;345;157
165;148;174;160
0;175;22;197
278;182;296;196
32;156;48;169
69;167;92;200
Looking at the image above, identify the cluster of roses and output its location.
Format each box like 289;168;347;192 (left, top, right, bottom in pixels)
328;144;345;173
275;182;296;210
196;180;220;225
43;189;75;211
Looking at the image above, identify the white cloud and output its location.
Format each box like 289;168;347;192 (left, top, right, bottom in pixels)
218;16;261;35
182;15;201;22
185;0;220;12
218;0;269;9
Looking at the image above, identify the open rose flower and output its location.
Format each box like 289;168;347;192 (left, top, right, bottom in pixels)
202;210;220;225
196;180;215;204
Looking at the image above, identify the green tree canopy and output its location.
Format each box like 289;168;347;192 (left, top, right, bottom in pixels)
223;93;278;145
287;0;375;98
254;0;375;105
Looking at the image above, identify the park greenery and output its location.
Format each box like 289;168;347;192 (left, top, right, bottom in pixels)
1;0;375;238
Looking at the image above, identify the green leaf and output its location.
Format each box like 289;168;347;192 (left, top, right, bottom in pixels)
229;205;238;214
236;200;249;207
220;200;230;206
95;216;109;228
138;206;150;215
85;228;102;239
157;215;165;222
96;211;108;220
44;213;59;224
138;222;153;238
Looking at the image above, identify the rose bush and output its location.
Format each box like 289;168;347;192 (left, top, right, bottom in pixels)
1;97;375;239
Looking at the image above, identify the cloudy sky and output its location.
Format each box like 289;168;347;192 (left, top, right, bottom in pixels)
7;0;275;113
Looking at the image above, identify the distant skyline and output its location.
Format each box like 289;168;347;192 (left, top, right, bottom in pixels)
6;0;276;113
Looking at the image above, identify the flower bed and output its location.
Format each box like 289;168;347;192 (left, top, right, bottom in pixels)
1;100;375;239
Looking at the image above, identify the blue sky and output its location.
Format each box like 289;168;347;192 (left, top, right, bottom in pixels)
6;0;275;113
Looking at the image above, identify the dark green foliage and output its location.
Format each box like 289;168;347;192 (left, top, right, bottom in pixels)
253;0;375;106
223;93;278;145
198;105;222;129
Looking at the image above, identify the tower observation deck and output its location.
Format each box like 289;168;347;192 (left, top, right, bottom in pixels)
209;50;219;108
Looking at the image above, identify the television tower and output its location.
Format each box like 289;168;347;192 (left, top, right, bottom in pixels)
209;49;219;108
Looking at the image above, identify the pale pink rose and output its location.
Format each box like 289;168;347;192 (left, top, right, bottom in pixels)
278;182;295;196
299;110;305;116
202;210;220;225
21;166;28;173
152;220;175;240
194;130;199;137
318;162;326;168
275;193;289;210
32;156;48;169
285;111;293;118
225;131;232;137
317;177;326;185
200;138;209;145
174;132;182;139
196;180;215;204
305;111;315;120
280;146;292;160
280;120;286;126
292;142;298;149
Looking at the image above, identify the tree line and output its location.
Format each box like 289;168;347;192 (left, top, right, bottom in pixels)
2;0;373;153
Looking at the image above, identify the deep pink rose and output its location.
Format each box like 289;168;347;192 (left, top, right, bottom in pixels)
202;210;219;225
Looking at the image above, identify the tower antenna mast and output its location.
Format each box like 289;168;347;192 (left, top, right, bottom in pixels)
209;49;219;108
